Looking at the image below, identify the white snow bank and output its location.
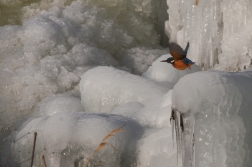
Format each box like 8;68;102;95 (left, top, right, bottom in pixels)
172;70;252;167
80;66;169;112
13;112;143;167
143;54;201;87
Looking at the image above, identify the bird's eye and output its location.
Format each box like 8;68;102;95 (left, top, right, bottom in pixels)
171;60;174;63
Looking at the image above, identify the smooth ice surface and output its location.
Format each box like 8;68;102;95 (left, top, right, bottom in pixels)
143;54;201;87
80;66;168;112
13;112;143;167
172;70;252;167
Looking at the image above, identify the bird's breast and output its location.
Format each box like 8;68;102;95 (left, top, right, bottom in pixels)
173;61;189;70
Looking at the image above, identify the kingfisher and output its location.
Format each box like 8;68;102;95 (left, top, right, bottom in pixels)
161;42;195;70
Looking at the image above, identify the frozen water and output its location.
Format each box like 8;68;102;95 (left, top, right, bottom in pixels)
1;0;252;167
12;112;143;167
172;70;252;167
166;0;252;71
80;66;168;113
0;0;167;129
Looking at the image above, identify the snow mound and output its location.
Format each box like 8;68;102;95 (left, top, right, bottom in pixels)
172;70;252;167
13;112;143;167
80;66;169;112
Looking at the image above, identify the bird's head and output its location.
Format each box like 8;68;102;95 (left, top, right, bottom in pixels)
160;57;174;64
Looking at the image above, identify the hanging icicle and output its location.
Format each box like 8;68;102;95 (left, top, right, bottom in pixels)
170;108;195;167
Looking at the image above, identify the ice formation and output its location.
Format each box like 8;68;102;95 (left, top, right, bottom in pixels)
13;112;143;167
1;0;252;167
0;0;167;130
80;66;168;113
172;70;252;167
166;0;252;71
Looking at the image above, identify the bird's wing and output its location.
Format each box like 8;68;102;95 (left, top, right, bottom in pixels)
169;43;186;60
183;42;190;55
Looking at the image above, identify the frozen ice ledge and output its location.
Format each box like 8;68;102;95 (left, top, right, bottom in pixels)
171;69;252;167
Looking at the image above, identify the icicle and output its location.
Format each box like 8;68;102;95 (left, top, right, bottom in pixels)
170;108;184;165
170;109;175;148
170;108;195;167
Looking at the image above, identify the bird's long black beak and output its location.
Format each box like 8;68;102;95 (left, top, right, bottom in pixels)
160;60;167;62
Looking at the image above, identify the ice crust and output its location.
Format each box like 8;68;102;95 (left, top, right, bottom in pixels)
172;70;252;167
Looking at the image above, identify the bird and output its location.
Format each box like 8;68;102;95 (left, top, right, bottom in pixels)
161;42;195;70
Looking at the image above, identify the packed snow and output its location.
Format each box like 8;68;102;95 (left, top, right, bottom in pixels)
0;0;252;167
